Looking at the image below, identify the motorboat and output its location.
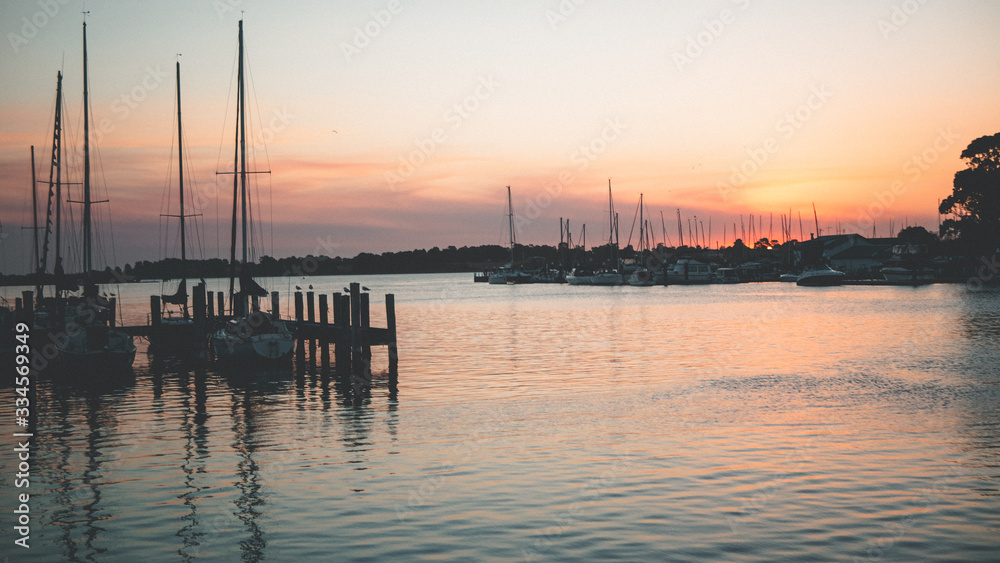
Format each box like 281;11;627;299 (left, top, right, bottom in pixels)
666;259;712;284
796;264;846;286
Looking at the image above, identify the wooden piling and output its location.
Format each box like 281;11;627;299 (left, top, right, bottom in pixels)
332;292;342;325
150;296;162;327
217;292;225;318
386;293;397;367
349;283;362;372
318;293;330;364
294;291;304;324
294;291;305;360
22;291;33;324
335;293;351;372
350;283;361;341
360;292;371;362
306;291;316;362
108;297;117;328
271;291;280;320
207;289;215;323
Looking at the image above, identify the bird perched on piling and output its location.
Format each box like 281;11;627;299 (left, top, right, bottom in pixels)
362;286;370;292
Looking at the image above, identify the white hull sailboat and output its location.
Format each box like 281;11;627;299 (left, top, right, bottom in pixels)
489;186;532;284
210;20;293;363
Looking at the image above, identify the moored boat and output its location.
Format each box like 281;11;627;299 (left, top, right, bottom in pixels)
796;264;846;286
210;20;293;363
666;259;712;284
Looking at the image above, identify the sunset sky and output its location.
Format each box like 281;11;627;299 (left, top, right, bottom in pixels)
2;0;999;274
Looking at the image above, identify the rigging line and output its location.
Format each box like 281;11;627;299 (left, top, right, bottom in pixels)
626;197;640;249
244;46;276;258
181;129;206;261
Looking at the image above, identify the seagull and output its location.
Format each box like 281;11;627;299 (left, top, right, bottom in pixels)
343;287;350;293
295;285;301;290
362;286;370;292
308;284;313;290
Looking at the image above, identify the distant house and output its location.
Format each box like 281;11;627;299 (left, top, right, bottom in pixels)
829;244;894;277
799;234;894;276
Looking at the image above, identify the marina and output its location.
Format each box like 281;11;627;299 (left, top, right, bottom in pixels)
0;2;998;561
1;275;998;560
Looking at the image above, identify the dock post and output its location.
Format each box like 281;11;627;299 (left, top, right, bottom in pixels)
217;292;225;318
21;291;33;325
350;283;362;372
318;293;330;366
360;292;371;363
108;297;117;328
294;291;305;361
332;292;343;327
271;291;280;320
335;293;351;373
386;293;397;369
192;283;206;359
306;291;316;362
150;296;162;328
14;297;23;324
207;288;215;323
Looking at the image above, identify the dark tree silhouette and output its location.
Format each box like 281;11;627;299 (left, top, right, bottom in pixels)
939;132;1000;252
897;226;937;247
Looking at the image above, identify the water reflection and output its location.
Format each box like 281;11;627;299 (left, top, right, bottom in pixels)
230;386;267;562
176;367;210;560
44;383;127;561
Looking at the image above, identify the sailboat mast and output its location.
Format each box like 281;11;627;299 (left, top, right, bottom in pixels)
638;193;644;253
506;185;514;263
82;20;91;278
812;202;820;238
176;61;186;283
46;71;63;284
676;208;683;247
30;146;38;280
608;180;614;247
227;22;242;309
239;20;248;266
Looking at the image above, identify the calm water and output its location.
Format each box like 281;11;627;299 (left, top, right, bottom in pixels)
2;274;999;561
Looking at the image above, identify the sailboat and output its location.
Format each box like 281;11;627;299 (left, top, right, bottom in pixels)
54;19;136;374
627;193;655;286
488;186;532;285
590;180;623;285
148;60;201;356
211;20;293;362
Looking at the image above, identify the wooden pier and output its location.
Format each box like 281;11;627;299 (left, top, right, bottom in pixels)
15;281;397;374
